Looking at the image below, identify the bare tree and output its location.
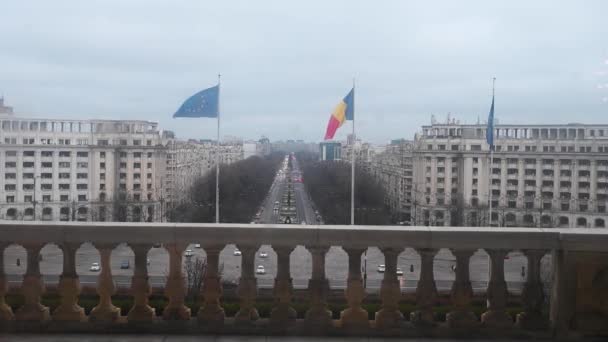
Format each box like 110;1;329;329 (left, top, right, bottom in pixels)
183;256;224;302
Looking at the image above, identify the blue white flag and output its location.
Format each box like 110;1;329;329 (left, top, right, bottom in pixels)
173;85;219;118
486;95;495;150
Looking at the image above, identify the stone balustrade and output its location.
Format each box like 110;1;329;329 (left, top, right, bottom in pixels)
0;221;606;338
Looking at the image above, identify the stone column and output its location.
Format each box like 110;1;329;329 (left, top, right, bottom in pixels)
127;244;155;322
340;248;369;329
198;245;225;324
234;245;259;324
481;249;513;328
446;249;477;328
304;246;332;327
270;246;296;326
0;242;14;320
90;244;120;322
163;243;190;320
411;248;438;326
53;243;85;321
15;243;50;321
516;249;547;330
375;247;403;329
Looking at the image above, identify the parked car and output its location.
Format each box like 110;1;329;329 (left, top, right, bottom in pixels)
90;262;100;272
377;264;386;273
120;260;130;269
396;268;404;276
256;265;266;274
233;249;242;256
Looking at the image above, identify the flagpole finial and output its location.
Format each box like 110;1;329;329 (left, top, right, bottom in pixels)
492;77;496;96
218;73;221;84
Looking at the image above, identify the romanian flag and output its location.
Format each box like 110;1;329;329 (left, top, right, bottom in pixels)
324;88;354;140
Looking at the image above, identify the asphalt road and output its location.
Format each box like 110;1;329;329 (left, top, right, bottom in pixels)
3;154;543;293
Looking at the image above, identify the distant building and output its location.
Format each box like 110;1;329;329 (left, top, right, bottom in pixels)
0;98;13;115
319;141;341;161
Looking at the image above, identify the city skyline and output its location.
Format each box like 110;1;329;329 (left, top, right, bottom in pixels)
1;1;608;144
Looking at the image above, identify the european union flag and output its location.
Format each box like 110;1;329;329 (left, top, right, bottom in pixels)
486;95;495;150
173;85;219;118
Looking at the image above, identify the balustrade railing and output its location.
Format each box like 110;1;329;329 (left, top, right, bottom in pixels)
0;222;606;338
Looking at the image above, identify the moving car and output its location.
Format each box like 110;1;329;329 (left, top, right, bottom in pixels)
194;244;201;248
90;262;100;272
256;265;266;274
377;264;385;272
259;251;268;258
396;268;404;276
233;248;242;256
120;260;130;269
185;249;193;257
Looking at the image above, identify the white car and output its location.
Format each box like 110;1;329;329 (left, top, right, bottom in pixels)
194;244;201;248
185;249;193;257
89;262;100;272
301;221;306;225
256;265;266;274
259;251;268;258
396;268;404;276
233;249;242;256
377;264;386;273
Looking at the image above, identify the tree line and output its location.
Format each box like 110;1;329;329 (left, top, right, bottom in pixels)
169;152;284;223
297;152;394;225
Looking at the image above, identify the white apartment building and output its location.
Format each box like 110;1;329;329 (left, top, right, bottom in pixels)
413;119;608;228
0;111;167;222
370;140;414;223
163;137;244;206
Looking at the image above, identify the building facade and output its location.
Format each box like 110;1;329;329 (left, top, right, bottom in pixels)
0;112;167;222
370;140;414;223
413;119;608;228
319;141;342;161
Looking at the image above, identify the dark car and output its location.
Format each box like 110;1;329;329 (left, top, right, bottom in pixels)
120;260;130;269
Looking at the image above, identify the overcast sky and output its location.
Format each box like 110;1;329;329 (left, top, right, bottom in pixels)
1;1;607;143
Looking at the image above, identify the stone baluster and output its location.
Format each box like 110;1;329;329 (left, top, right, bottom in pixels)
127;244;155;321
270;246;296;326
90;244;120;322
481;249;513;328
516;249;548;330
375;247;403;329
411;248;438;326
340;248;369;329
0;242;14;320
53;243;85;321
305;246;332;327
163;243;190;320
235;245;259;324
446;249;477;328
16;243;50;321
198;244;225;324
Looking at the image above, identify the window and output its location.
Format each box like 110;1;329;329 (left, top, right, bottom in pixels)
147;140;152;146
100;173;105;180
97;139;109;146
470;144;481;151
59;184;70;190
134;152;142;158
133;162;141;169
77;184;88;190
147;173;152;179
23;138;35;144
41;151;53;157
5;151;17;157
59;162;70;168
41;184;52;190
59;173;70;179
6;196;14;203
23;151;35;157
120;162;127;168
78;195;87;202
77;151;88;157
120;173;127;179
133;184;141;190
5;162;16;168
120;139;128;146
59;151;71;157
100;184;106;190
60;195;69;202
147;152;153;158
133;140;141;146
100;151;106;158
41;173;52;179
120;152;127;158
42;195;51;202
147;184;152;190
5;173;16;179
77;162;88;168
100;162;106;169
23;162;34;168
147;162;152;169
41;162;52;168
58;139;71;145
133;194;141;201
23;184;34;190
77;173;88;179
133;173;141;179
4;184;16;191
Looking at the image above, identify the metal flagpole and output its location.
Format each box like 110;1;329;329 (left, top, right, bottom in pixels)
351;78;356;225
216;73;221;224
488;77;495;227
